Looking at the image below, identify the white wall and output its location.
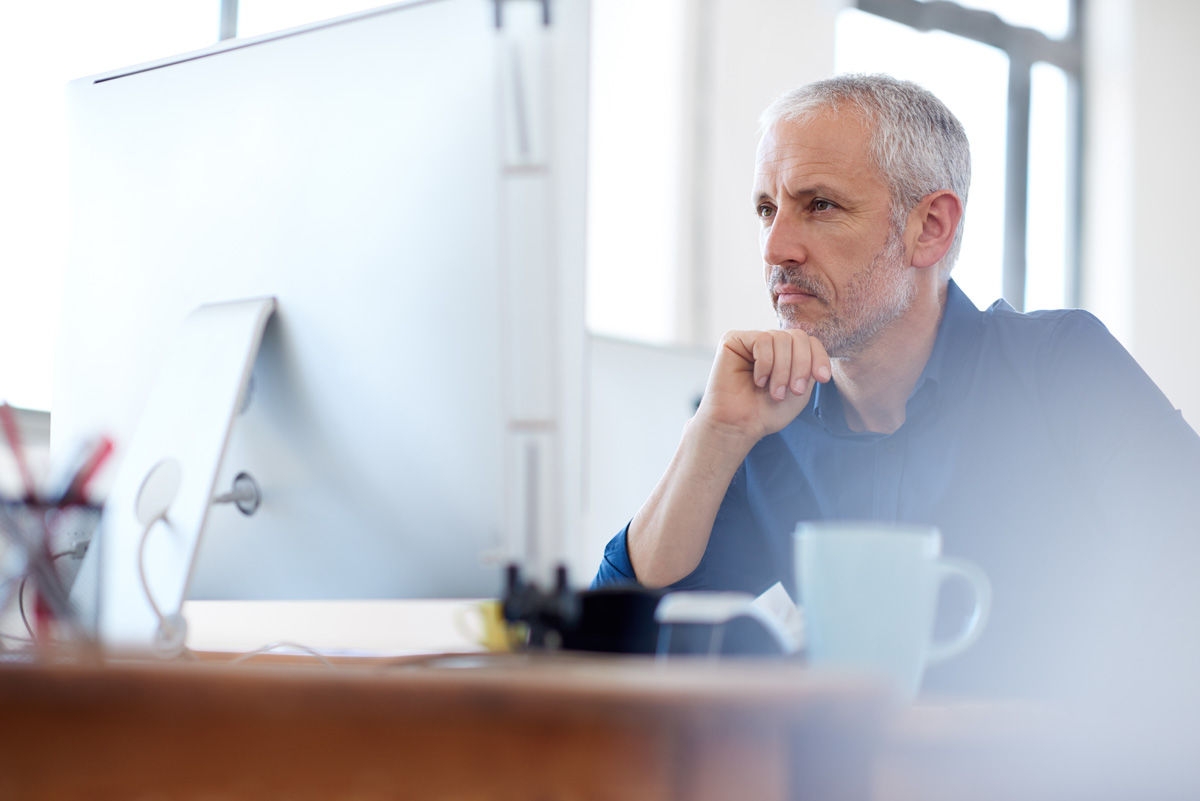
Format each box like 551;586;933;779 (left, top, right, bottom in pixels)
1127;0;1200;430
575;335;714;583
687;0;841;345
587;0;840;350
1083;0;1200;430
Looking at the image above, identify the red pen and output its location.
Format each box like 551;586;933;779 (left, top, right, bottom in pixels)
60;437;114;506
0;402;39;504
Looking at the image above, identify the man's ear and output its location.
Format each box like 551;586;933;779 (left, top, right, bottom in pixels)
907;190;963;269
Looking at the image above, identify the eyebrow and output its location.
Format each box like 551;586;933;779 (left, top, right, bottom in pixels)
754;183;848;205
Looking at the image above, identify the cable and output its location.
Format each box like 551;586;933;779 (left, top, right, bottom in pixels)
137;514;188;656
18;574;34;640
15;549;89;644
230;641;336;669
137;515;167;626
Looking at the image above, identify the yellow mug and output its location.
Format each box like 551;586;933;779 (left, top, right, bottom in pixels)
455;600;526;652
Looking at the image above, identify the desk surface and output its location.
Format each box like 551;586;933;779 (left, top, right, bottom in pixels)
0;652;889;801
6;650;1190;801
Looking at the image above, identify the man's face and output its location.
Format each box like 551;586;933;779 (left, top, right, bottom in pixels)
753;111;914;358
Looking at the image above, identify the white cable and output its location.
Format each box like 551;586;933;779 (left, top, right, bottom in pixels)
230;641;336;669
137;514;168;626
136;513;188;655
137;518;331;666
137;514;329;667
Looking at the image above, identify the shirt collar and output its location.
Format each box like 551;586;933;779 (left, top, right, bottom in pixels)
809;279;983;433
919;278;983;394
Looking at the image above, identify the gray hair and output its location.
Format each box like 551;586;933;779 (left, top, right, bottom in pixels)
760;74;971;275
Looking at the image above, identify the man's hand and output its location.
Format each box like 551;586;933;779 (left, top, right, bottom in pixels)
694;329;832;447
626;329;831;588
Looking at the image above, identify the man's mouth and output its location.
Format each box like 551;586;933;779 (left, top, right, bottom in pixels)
775;286;819;304
772;279;826;307
769;267;828;307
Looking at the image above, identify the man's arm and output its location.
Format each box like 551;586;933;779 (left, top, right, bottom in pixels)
626;328;831;588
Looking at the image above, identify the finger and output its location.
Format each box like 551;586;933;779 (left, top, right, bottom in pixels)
787;331;813;396
808;336;832;383
766;331;793;401
750;333;775;390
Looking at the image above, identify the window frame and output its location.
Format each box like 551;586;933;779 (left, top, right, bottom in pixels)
853;0;1085;311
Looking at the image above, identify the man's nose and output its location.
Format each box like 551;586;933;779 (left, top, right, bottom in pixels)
761;211;807;267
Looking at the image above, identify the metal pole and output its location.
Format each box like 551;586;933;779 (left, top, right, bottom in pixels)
1003;55;1031;310
219;0;238;41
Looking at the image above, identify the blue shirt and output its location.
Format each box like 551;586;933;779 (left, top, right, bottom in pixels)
593;281;1200;695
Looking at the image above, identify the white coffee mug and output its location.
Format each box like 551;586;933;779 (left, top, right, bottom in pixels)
795;522;991;700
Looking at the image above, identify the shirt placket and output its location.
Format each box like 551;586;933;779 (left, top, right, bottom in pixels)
871;428;907;519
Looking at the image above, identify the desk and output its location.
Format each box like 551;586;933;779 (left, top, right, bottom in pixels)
0;653;888;801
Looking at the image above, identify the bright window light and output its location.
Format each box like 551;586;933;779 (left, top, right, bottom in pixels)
237;0;392;39
1025;62;1072;311
923;0;1073;40
836;8;1010;309
0;1;217;412
586;0;689;344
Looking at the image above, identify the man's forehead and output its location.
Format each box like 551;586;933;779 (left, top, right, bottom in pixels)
754;111;878;187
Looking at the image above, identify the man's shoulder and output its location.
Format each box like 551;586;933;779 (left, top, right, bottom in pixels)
935;288;1143;416
979;297;1102;330
974;297;1117;357
966;295;1177;425
936;284;1122;385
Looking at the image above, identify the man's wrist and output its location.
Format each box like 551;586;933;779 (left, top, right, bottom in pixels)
683;414;761;468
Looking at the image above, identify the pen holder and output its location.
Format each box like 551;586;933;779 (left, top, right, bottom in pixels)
0;501;102;649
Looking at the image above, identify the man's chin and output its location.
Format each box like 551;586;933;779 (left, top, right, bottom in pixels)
775;312;817;335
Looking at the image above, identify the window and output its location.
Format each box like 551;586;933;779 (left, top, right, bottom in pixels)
586;0;692;345
0;1;218;412
235;0;389;39
837;0;1082;312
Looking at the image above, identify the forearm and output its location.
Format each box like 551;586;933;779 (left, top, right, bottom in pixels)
626;418;756;588
625;328;828;587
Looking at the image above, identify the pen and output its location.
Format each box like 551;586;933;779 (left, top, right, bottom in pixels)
0;402;38;504
57;436;114;507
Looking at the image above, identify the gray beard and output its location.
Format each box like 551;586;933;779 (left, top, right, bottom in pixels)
772;229;913;358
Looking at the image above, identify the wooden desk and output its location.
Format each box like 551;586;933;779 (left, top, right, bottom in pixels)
0;653;889;801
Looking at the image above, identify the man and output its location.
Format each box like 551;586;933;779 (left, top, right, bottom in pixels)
592;75;1200;698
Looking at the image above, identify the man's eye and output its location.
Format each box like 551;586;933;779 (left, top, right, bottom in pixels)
756;204;775;219
812;198;835;212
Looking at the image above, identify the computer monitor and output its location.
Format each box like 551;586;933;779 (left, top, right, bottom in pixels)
55;0;589;650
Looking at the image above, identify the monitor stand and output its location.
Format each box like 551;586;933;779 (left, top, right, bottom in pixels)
70;297;276;655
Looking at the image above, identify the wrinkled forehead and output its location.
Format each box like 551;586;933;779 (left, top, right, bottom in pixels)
754;110;881;187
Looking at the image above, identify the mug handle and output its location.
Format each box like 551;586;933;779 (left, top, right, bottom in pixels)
926;557;992;665
455;604;485;646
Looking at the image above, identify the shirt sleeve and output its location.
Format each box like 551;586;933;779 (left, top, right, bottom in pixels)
590;522;639;588
589;459;765;592
1040;309;1200;534
1035;310;1200;700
